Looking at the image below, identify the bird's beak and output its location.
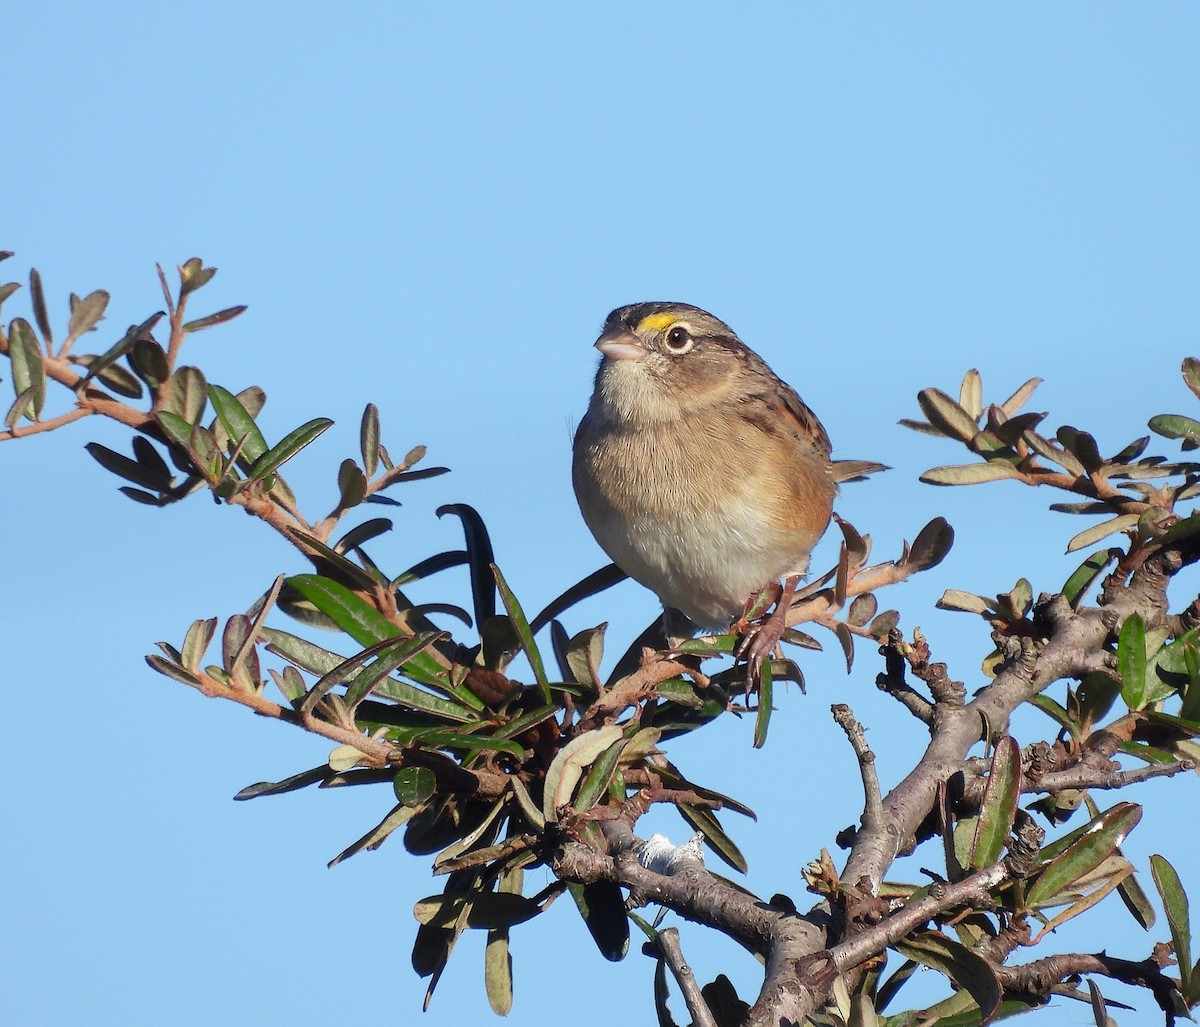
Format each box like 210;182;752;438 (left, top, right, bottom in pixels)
595;329;647;361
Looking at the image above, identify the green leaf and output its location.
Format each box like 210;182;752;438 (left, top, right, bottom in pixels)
958;369;983;419
1118;614;1148;710
676;803;747;874
1057;425;1104;471
246;417;333;479
178;257;216;295
182;304;247;333
233;765;333;800
969;735;1021;869
66;289;109;341
85;442;174;492
337;458;367;508
7;318;45;420
28;268;51;345
438;505;497;628
1183;358;1200;402
330;803;423;868
999;378;1043;415
920;462;1022;486
484;867;521;1016
937;589;993;615
415;891;543;931
341;633;449;710
542;724;624;820
160;366;209;423
1150;414;1200;448
916;388;979;442
753;658;773;748
1150;854;1193;999
1067;514;1140;554
1062;549;1119;607
280;576;468;705
568;881;629;961
144;653;204;686
564;624;606;690
1117;867;1157;931
894;931;1001;1023
529;563;628;634
334;517;393;554
573;735;632;813
360;402;380;478
492;564;550;700
1025;803;1142;909
905;517;954;571
394;766;437;807
208;384;269;464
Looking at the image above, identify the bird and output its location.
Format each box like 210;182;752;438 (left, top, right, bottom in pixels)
571;302;882;684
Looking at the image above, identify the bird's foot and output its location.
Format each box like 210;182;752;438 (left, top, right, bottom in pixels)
734;576;800;694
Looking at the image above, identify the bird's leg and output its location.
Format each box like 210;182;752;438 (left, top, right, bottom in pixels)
735;574;801;693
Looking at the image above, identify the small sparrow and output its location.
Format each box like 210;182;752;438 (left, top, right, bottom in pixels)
572;302;882;680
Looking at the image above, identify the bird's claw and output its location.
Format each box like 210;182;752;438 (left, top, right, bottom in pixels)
734;575;801;695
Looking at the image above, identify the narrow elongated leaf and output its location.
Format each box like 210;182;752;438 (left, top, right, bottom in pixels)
183;305;247;333
574;736;632;813
1067;514;1140;554
144;654;203;686
676;803;747;874
7;318;44;419
247;417;333;479
1031;862;1133;944
917;388;979;442
28;268;51;344
568;881;629;961
999;376;1043;415
921;462;1021;486
542;724;624;820
1150;854;1193;999
895;931;1001;1023
1025;803;1142;909
335;517;393;553
485;866;521;1016
969;735;1021;868
233;765;333;800
492;564;550;699
414;891;542;930
529;563;628;634
438;504;497;628
959;369;983;419
1119;614;1148;711
330;803;423;868
85;442;174;491
360;402;380;478
753;658;774;747
1063;549;1119;607
937;590;993;615
208;384;269;463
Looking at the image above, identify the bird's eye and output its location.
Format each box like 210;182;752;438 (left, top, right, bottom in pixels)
664;325;693;354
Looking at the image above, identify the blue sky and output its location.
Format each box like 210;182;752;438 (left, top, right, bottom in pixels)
5;4;1200;1024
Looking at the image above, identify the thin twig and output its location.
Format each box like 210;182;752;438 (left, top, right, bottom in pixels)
831;704;883;829
653;928;718;1027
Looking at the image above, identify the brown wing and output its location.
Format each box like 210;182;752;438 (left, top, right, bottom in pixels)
762;373;833;465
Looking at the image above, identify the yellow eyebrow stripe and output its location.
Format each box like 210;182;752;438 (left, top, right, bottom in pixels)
636;312;679;333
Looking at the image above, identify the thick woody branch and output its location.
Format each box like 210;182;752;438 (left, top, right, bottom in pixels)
995;947;1181;1016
